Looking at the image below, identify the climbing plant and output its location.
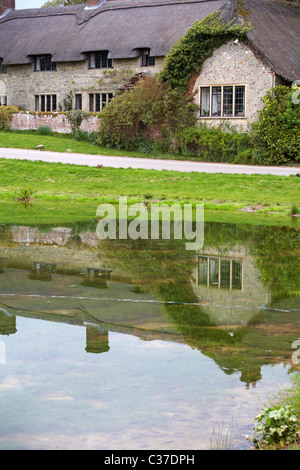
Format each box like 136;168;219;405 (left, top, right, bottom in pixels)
160;11;252;94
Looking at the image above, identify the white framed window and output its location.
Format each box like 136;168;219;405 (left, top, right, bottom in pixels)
89;92;114;112
0;95;7;106
35;94;57;112
200;85;246;118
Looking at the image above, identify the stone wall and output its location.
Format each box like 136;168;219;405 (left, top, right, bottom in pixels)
2;56;164;112
192;40;281;130
10;112;99;134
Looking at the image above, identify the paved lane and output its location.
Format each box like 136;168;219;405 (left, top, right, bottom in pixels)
0;147;299;176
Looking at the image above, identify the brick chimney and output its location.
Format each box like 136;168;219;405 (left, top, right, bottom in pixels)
0;0;15;16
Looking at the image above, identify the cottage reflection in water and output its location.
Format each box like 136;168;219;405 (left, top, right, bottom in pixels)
0;223;299;388
192;245;270;326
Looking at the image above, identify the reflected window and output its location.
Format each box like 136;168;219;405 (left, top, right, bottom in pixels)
198;257;208;285
220;260;231;288
232;260;242;289
209;257;219;288
198;256;242;290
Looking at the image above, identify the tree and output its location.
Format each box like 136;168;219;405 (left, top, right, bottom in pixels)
42;0;85;7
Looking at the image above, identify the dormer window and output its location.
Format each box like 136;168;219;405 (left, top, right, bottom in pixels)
88;51;113;69
141;48;155;67
0;59;7;74
34;55;57;72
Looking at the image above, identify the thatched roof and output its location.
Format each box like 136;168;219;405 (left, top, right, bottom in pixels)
244;0;300;82
0;0;299;82
0;0;228;63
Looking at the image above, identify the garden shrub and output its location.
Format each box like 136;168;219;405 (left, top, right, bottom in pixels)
66;109;89;135
177;124;258;164
98;75;197;151
252;404;300;447
252;85;300;164
0;105;19;130
37;126;53;135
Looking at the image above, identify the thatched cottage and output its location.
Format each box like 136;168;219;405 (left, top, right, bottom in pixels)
0;0;299;128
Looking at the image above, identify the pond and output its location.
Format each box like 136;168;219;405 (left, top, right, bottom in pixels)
0;218;299;450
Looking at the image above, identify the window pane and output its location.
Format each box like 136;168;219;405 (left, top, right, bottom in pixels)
209;258;219;287
141;49;149;66
35;96;39;111
200;87;210;116
52;95;57;111
220;260;230;288
235;86;245;116
75;94;82;110
35;57;40;72
101;53;108;68
102;93;107;108
232;260;242;289
223;86;233;116
212;87;221;116
95;94;101;112
149;56;155;66
41;95;45;112
89;53;95;69
95;52;101;68
198;257;208;286
89;94;94;112
46;95;51;112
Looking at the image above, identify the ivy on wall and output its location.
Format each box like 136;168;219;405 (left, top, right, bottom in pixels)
160;11;252;94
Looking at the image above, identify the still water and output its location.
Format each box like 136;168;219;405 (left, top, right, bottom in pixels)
0;219;299;450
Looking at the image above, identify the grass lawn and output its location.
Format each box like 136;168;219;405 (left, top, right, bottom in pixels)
0;157;299;226
0;130;299;226
0;130;172;159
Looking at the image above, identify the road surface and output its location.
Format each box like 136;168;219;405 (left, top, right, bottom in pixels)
0;147;299;176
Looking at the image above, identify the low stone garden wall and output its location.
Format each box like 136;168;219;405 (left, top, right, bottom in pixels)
10;112;99;134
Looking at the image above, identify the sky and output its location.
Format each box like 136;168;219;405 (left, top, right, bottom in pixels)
15;0;50;8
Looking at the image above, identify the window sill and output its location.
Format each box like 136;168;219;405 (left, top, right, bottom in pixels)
34;70;57;73
88;67;114;70
199;116;246;119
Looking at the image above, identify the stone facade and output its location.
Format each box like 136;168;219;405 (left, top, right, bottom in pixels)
192;40;285;130
1;56;164;112
1;39;287;133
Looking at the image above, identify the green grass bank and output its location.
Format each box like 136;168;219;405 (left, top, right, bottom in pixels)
0;157;299;226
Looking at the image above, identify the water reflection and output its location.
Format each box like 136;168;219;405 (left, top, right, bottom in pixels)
0;220;299;449
0;221;299;383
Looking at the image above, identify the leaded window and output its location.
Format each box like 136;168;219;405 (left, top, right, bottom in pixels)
200;85;245;118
